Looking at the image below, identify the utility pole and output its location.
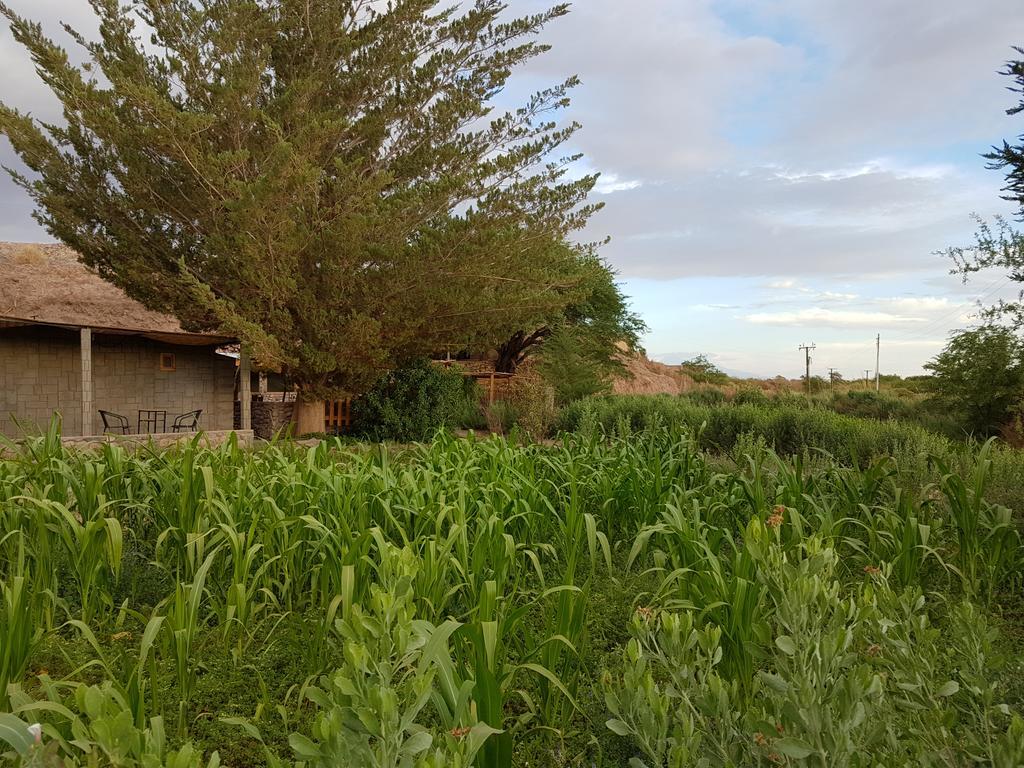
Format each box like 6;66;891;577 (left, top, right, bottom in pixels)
875;334;880;392
863;369;871;389
827;367;836;396
798;343;816;396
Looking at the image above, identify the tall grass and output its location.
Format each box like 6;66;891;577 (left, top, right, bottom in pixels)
559;394;1024;511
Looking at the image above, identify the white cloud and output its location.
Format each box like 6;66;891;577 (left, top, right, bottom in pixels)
745;307;924;328
590;164;998;278
824;339;946;351
880;296;958;312
594;174;643;195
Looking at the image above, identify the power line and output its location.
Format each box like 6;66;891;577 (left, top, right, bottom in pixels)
888;275;1013;343
798;343;816;396
875;334;880;392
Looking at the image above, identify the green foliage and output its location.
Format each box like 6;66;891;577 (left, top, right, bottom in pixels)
605;535;1023;767
536;326;612;405
983;47;1024;218
1;422;1022;766
0;1;601;396
925;325;1024;435
685;387;727;407
678;355;729;385
291;545;497;768
352;362;471;442
732;387;769;407
453;382;488;432
558;394;948;466
2;679;218;767
485;401;520;435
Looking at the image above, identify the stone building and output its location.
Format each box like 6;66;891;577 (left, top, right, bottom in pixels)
0;242;251;438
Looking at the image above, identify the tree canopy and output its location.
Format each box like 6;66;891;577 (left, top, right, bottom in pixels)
946;47;1024;328
984;46;1024;219
493;255;646;373
0;0;602;395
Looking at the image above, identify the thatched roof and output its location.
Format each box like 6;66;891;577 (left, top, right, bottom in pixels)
0;242;233;345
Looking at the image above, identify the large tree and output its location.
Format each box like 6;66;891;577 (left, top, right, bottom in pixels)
0;0;601;395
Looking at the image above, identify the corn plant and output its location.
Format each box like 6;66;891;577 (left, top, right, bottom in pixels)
935;439;1022;600
1;575;43;709
161;548;219;736
14;496;122;625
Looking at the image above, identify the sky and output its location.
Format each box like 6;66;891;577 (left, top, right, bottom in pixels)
1;1;1023;378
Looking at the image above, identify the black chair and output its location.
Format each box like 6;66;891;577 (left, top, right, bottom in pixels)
172;409;202;433
99;410;131;434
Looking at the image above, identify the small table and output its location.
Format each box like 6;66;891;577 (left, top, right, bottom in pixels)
138;409;167;433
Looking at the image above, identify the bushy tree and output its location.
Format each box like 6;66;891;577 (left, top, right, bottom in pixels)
494;255;646;374
924;325;1024;435
679;354;728;385
0;0;600;395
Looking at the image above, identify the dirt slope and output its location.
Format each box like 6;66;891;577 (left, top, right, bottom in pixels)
611;352;695;395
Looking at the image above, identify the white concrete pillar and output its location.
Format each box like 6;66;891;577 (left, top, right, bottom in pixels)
239;346;251;430
80;327;93;436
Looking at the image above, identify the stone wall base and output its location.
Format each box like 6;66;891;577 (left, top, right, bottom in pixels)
58;429;253;452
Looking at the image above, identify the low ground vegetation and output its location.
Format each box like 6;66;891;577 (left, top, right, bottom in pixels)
1;416;1023;766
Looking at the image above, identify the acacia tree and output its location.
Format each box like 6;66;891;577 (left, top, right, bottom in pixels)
0;0;601;395
493;255;646;373
925;325;1024;435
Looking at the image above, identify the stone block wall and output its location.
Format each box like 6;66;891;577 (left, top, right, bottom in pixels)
236;398;296;439
0;325;236;437
0;326;83;435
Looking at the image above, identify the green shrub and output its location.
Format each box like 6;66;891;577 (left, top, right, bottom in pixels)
684;386;727;407
352;361;470;442
926;325;1024;436
505;376;557;439
732;387;769;407
486;401;520;434
454;381;488;431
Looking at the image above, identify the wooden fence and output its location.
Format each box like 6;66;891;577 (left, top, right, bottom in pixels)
324;399;353;433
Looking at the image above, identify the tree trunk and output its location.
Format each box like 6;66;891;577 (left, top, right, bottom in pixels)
294;399;325;436
494;327;551;373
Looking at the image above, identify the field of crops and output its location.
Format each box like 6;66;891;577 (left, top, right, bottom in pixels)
2;422;1023;767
